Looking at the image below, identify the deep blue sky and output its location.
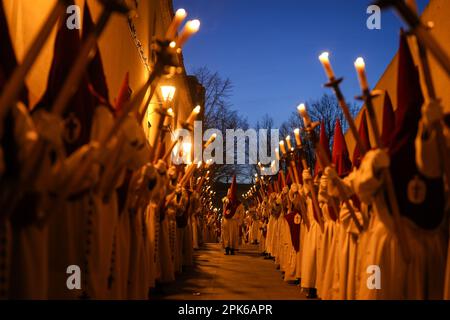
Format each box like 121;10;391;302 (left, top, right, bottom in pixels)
174;0;428;127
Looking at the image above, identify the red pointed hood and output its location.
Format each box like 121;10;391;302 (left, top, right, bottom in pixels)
314;121;331;176
35;0;95;155
388;30;444;230
381;92;395;147
332;119;352;177
0;1;28;105
83;1;110;105
352;110;371;169
285;170;292;186
228;175;238;203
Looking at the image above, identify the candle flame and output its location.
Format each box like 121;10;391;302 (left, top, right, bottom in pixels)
169;41;177;48
286;135;291;141
175;8;187;19
319;52;330;62
185;19;201;33
167;108;174;117
354;57;365;70
294;128;300;135
193;105;201;114
297;103;307;115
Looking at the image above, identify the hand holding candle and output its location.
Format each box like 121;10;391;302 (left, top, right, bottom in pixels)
354;57;369;91
319;52;335;80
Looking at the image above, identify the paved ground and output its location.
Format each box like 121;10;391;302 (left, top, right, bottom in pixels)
154;243;308;300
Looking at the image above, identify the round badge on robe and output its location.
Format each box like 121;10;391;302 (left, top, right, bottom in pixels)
63;112;81;144
407;175;426;205
294;213;301;225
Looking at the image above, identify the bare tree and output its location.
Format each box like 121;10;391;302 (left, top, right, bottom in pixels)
193;67;249;184
279;93;359;170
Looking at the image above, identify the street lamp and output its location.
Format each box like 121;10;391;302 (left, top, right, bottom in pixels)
160;85;176;104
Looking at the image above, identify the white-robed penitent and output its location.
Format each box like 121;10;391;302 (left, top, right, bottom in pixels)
222;175;243;252
300;170;319;290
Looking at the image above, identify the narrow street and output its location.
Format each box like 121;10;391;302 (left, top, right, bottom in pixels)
156;244;308;300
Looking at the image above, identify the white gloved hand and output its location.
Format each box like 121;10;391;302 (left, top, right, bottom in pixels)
369;149;390;174
302;169;312;183
325;166;337;180
33;111;63;145
421;100;443;128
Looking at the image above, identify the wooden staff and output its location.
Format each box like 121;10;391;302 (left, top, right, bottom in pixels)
406;0;450;191
375;0;450;77
298;105;362;232
0;0;67;120
354;58;411;261
319;52;367;155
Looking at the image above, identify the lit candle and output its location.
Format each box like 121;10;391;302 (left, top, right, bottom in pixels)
294;128;302;147
297;103;311;127
279;141;287;155
166;8;187;39
177;19;201;48
275;147;280;161
163;107;174;126
354;57;369;91
319;52;335;80
204;133;217;148
285;135;292;150
185;105;201;125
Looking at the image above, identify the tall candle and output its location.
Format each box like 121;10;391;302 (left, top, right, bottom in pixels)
275;147;280;161
354;57;369;91
297;103;311;127
319;52;335;80
204;133;217;148
285;135;292;150
294;128;302;147
166;9;187;39
185;105;201;125
279;141;287;155
178;20;201;48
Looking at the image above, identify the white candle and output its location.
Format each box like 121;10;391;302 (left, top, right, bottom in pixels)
275;147;280;161
166;8;187;39
294;128;302;147
319;52;335;80
297;103;311;127
177;19;201;48
185;105;201;125
204;133;217;148
279;141;287;155
285;135;292;150
354;57;369;91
